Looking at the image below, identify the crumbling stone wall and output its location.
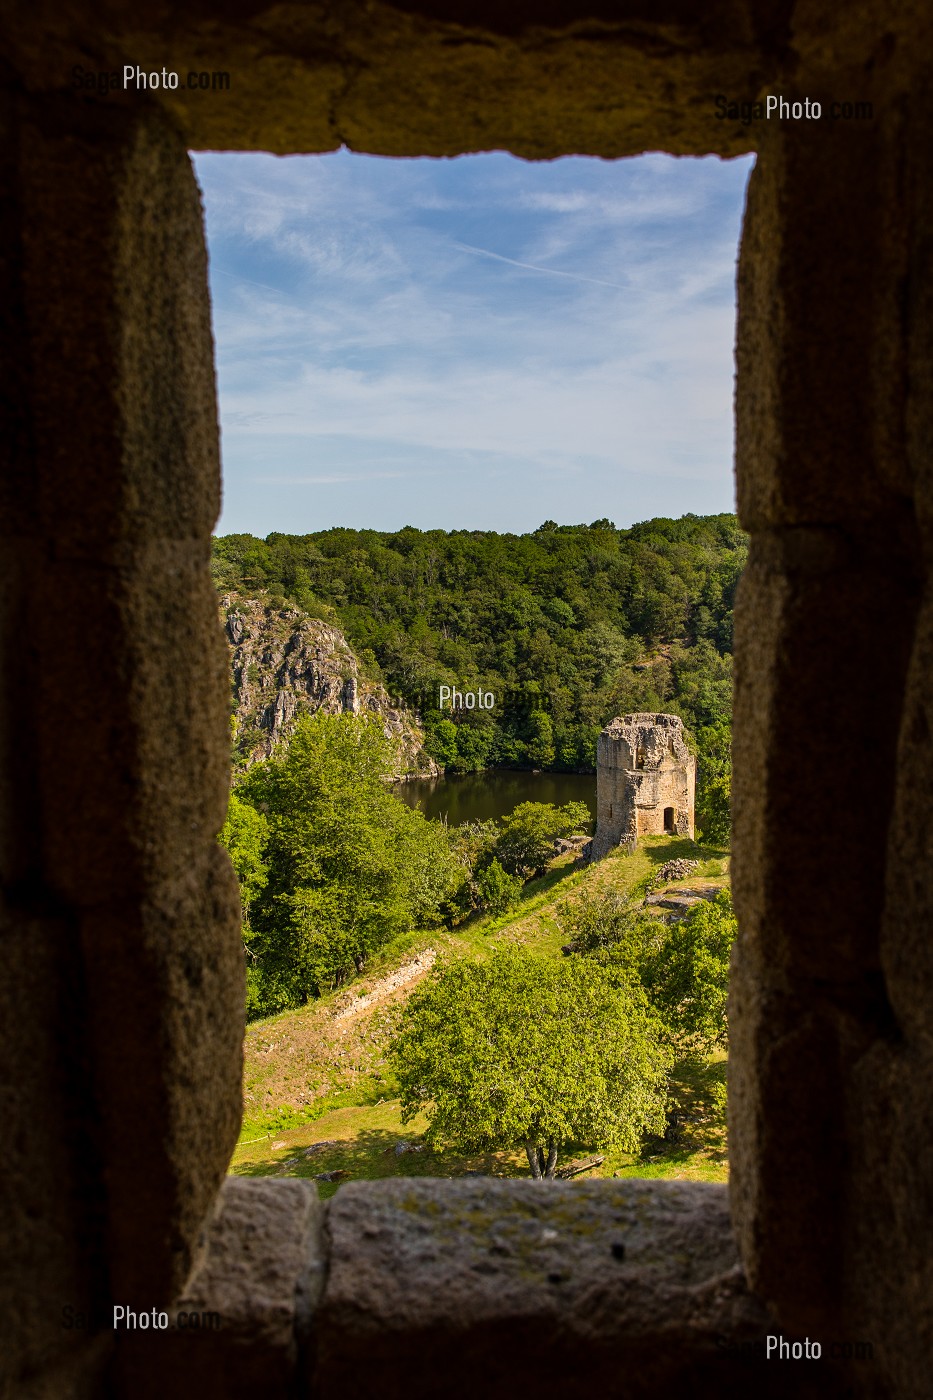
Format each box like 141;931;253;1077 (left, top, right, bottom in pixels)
592;713;695;859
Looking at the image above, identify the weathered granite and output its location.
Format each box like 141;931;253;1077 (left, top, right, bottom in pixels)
314;1177;850;1399
115;1177;325;1399
221;594;437;777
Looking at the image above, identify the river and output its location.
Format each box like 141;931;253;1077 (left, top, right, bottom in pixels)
395;769;596;825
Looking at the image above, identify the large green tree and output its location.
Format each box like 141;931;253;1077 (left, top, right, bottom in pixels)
389;949;671;1178
559;886;735;1052
238;712;461;1013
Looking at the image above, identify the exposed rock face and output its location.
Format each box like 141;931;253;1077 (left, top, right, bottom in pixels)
221;595;438;778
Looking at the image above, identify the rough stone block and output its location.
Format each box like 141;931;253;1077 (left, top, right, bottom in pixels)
115;1178;325;1399
315;1178;848;1398
0;95;244;1393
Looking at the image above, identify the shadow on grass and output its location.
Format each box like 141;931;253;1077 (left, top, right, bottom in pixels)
641;835;728;869
232;1125;529;1197
639;1055;728;1163
520;857;585;902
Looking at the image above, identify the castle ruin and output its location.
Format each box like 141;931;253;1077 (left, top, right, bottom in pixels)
591;713;695;859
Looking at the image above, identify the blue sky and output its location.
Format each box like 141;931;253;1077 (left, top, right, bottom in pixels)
194;149;754;536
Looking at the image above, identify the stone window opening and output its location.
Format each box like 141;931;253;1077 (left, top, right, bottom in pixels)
4;8;928;1399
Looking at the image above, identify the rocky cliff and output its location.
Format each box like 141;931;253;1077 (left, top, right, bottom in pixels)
221;594;438;778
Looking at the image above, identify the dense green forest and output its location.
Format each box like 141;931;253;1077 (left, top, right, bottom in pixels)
212;513;744;781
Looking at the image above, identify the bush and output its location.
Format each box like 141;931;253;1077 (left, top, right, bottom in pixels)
475;858;522;914
493;800;592;878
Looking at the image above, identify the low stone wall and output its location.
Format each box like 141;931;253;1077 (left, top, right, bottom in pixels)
331;950;437;1022
116;1177;861;1400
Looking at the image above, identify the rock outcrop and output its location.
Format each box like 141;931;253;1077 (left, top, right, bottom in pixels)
221;594;438;778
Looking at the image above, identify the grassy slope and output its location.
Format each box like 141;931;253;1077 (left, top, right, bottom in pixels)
231;835;730;1197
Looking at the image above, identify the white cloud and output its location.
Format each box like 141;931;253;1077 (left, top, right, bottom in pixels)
195;148;753;534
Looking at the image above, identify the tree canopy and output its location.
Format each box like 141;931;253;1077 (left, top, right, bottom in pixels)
231;712;462;1014
638;892;735;1052
559;886;735;1054
219;791;269;928
212;515;745;781
389;948;672;1177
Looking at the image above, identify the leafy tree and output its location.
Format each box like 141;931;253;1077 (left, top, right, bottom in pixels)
390;949;671;1177
525;710;556;767
696;769;731;847
561;886;735;1052
239;712;461;1011
451;720;495;773
475;858;522;914
423;716;459;767
218;791;269;928
639;891;735;1052
493;800;591;878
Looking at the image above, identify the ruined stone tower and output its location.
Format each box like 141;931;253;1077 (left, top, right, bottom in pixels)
591;713;695;859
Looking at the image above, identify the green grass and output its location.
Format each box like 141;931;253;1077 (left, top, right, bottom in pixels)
232;1088;728;1197
234;832;731;1181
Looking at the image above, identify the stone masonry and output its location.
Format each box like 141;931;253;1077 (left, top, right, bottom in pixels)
591;713;695;859
5;2;933;1397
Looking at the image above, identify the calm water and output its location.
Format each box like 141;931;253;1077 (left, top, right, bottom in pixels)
395;769;596;825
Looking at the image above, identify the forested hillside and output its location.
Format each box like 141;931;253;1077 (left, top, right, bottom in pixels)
212;514;744;776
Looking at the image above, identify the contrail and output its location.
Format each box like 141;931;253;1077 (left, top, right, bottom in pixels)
453;241;628;292
213;266;284;295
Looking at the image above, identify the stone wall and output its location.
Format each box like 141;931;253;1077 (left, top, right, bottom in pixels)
115;1176;856;1400
3;2;933;1398
0;98;244;1396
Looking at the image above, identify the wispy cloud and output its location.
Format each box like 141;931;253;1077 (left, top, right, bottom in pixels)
196;148;754;535
260;470;416;485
